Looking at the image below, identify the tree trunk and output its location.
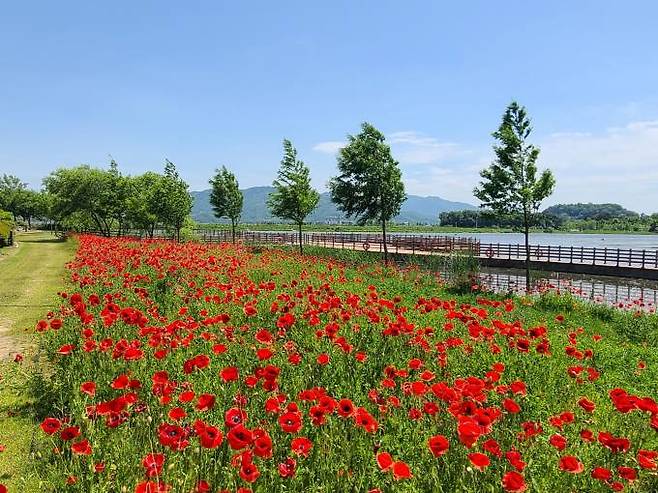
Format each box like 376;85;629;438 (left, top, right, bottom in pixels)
231;219;236;244
90;213;105;236
382;219;388;264
523;209;531;292
298;222;303;255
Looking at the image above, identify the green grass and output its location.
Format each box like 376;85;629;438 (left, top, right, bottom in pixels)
0;232;75;491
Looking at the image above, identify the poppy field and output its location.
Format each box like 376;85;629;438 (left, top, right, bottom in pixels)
30;235;658;492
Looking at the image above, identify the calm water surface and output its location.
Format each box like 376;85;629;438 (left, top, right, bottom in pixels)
420;232;658;250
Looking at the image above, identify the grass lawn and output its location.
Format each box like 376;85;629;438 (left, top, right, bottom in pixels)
0;232;75;491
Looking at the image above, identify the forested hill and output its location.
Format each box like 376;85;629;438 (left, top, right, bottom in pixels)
191;187;475;224
543;203;639;220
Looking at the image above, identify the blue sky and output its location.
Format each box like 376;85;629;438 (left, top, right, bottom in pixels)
1;1;658;212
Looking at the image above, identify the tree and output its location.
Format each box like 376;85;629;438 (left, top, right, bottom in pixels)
649;214;658;233
0;174;28;221
329;122;406;263
44;165;115;235
152;160;192;242
267;140;319;254
125;172;163;237
14;189;47;229
209;166;243;243
474;101;555;291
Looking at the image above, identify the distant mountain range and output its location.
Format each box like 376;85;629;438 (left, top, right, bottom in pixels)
191;186;475;224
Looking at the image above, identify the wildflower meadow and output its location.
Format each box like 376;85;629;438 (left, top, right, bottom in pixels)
29;236;658;492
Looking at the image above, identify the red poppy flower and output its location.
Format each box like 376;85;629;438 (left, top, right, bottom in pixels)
291;436;313;457
71;439;92;455
195;393;215;411
503;398;521;414
591;467;611;481
457;418;481;448
195;480;211;493
195;421;223;449
638;449;657;470
278;457;297;478
227;424;253;450
428;435;449;457
225;407;248;428
617;465;637;480
40;417;61;435
80;381;97;397
220;367;239;383
158;423;189;451
239;461;260;483
501;471;526;492
60;426;81;441
577;397;595;413
483;439;502;458
252;429;273;458
549;434;567;451
278;411;302;433
57;344;75;355
392;461;412;480
337;399;354;417
376;452;393;471
142;453;165;477
468;452;490;471
559;455;583;474
598;432;630;453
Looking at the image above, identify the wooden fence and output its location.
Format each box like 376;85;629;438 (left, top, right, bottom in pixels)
198;230;479;254
476;243;658;270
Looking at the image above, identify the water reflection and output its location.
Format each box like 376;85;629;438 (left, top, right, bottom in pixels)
474;267;658;313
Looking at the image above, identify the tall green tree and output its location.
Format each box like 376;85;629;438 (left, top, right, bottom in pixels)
329;122;406;263
267;140;319;254
152;159;193;241
209;166;243;243
125;172;163;237
44;165;115;235
474;101;556;291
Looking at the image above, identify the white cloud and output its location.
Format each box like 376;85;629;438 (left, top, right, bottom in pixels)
312;141;345;154
312;118;658;212
388;131;461;165
539;120;658;211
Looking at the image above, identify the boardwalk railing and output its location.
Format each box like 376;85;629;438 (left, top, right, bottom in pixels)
74;229;658;271
477;243;658;270
198;230;479;254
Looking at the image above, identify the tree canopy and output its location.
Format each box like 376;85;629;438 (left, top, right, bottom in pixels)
268;139;319;253
474;101;555;289
329;122;405;262
43;161;193;239
209;166;243;242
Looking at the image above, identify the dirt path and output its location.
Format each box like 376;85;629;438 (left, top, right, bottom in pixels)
0;232;74;359
0;232;75;491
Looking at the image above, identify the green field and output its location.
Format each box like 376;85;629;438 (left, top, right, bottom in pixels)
0;232;76;491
